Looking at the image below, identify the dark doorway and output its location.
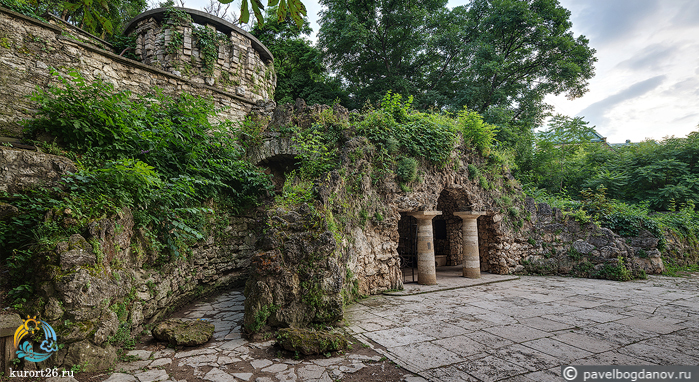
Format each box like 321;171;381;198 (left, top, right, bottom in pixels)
398;212;418;282
259;154;299;193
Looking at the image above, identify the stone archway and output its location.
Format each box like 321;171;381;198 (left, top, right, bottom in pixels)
246;134;300;192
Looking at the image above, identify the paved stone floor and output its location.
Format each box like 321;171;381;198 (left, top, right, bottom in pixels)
99;273;699;382
348;273;699;381
100;290;413;382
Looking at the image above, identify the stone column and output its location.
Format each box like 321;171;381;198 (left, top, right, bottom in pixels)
454;211;486;278
408;211;442;285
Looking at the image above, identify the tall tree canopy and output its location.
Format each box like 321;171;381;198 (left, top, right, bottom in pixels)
317;0;447;109
251;10;348;105
317;0;596;133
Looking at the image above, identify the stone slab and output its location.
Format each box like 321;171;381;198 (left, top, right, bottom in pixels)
386;270;519;296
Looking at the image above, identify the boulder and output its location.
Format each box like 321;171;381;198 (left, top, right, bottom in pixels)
63;340;117;372
152;318;215;346
276;328;348;355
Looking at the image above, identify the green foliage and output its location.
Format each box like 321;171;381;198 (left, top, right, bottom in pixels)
251;10;348;105
478;175;490;190
0;0;50;20
293;125;338;179
1;70;271;300
245;304;279;333
356;92;458;166
593;257;632;282
662;256;699;277
457;108;498;155
192;25;227;74
396;157;418;184
317;0;596;131
467;164;479;179
234;0;307;27
524;125;699;213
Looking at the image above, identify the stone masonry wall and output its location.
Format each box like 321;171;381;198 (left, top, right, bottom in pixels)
0;7;271;138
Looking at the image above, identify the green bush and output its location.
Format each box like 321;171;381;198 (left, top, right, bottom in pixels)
396;157;418;183
593;257;632;281
458;107;498;155
468;164;480;179
1;70;272;298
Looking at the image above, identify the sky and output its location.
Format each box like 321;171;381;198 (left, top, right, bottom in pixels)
181;0;699;143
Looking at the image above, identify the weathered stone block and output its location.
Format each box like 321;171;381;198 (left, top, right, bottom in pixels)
152;318;215;346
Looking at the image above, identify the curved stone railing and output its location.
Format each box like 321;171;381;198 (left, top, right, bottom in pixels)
124;7;276;103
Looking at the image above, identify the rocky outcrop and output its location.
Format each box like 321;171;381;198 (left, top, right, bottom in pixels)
510;198;663;279
243;205;345;332
22;207;258;371
0;147;76;193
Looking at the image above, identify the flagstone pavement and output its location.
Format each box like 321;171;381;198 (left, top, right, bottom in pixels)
99;273;699;382
348;273;699;381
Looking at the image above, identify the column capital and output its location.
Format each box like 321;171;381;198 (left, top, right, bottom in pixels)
407;211;442;220
453;211;487;219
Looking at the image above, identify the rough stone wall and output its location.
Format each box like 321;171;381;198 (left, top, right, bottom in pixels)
0;7;270;138
31;206;258;371
0;148;258;371
492;197;665;277
658;229;699;268
0;147;76;193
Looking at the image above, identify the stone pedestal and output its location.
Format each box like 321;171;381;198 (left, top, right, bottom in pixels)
408;211;442;285
454;211;486;278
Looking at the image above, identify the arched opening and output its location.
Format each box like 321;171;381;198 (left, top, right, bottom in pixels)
435;188;476;266
259;154;300;193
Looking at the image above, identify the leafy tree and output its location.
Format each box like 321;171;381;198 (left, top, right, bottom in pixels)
317;0;596;132
215;0;306;27
317;0;447;109
251;9;348;105
521;114;598;193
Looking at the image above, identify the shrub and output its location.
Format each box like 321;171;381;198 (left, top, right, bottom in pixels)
468;164;480;179
396;157;418;183
458;107;498;155
2;70;272;297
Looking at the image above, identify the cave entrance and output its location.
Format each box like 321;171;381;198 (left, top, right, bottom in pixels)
435;189;465;267
398;188;492;284
398;212;418;282
258;154;300;193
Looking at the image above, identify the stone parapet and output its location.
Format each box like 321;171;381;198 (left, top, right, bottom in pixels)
124;8;275;103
